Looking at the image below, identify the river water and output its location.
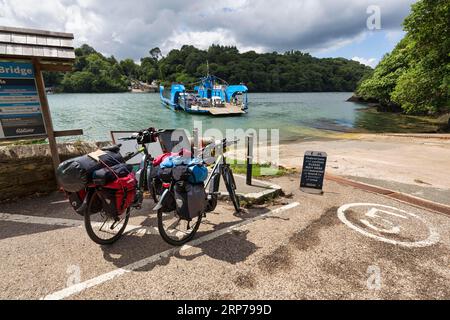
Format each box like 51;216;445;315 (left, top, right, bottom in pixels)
48;92;437;142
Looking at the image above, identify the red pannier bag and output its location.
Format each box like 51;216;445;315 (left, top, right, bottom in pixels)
98;173;137;217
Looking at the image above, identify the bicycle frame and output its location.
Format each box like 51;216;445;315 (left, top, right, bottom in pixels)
204;154;224;191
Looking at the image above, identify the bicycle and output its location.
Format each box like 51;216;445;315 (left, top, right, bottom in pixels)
84;127;161;245
154;138;241;246
203;138;241;213
84;128;241;246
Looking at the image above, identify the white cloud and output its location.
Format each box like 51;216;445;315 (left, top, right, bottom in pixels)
161;29;265;54
0;0;416;59
352;56;378;68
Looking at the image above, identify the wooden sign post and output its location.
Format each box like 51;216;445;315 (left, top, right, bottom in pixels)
34;60;60;169
0;26;81;172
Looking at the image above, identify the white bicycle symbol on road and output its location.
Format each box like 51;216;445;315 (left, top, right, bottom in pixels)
337;203;440;248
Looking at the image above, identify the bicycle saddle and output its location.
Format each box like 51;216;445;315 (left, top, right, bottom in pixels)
101;144;122;153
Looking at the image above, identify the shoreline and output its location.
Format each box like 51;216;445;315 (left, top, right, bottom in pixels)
275;133;450;191
348;95;450;127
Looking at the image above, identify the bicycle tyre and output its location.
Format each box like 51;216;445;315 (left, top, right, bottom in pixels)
84;191;130;245
223;167;241;212
157;208;203;246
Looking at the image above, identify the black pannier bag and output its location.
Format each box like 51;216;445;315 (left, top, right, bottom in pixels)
67;190;102;216
56;150;124;192
174;182;206;220
92;163;133;186
171;165;191;181
156;167;173;183
160;189;176;212
68;192;84;212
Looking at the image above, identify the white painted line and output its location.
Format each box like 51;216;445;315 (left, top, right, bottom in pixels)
42;202;300;300
0;213;159;236
0;213;83;228
51;200;70;205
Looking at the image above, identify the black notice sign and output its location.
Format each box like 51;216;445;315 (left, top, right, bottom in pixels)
300;151;327;194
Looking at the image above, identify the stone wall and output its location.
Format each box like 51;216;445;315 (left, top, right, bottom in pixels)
0;141;111;202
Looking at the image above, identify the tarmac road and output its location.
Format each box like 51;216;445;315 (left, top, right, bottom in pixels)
0;175;449;300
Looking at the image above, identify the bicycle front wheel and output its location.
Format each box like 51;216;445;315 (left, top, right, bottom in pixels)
223;166;241;212
84;191;130;245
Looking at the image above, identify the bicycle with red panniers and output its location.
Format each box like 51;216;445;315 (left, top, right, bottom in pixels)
57;127;240;246
58;128;162;245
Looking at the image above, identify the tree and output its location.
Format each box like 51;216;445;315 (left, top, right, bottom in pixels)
120;59;139;78
149;47;162;61
46;43;372;94
356;0;450;115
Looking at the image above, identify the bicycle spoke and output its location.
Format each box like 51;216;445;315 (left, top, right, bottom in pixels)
167;217;182;230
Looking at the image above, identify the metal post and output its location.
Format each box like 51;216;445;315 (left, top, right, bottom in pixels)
193;128;199;158
246;134;254;185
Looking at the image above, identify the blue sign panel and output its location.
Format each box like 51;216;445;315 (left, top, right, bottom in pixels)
0;61;35;79
0;61;46;139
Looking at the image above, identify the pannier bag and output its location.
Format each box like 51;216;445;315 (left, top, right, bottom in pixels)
187;164;208;184
68;190;85;212
67;190;102;216
171;164;207;184
157;167;173;183
57;150;124;192
174;182;206;220
98;173;137;217
160;188;176;212
158;155;208;185
171;165;191;181
92;163;133;186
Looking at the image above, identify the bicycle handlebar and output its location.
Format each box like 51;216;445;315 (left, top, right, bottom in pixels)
200;138;239;153
119;127;164;144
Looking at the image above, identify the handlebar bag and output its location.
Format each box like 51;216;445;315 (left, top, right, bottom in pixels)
174;182;206;220
57;150;124;192
98;173;137;217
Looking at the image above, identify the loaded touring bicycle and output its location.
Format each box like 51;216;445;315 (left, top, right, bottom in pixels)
57;127;241;246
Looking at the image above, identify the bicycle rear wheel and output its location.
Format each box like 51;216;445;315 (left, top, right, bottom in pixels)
157;207;203;246
84;191;130;245
223;166;241;212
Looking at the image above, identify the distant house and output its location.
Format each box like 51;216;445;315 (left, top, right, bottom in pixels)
130;79;158;93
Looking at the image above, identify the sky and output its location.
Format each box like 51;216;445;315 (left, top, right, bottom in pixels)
0;0;417;68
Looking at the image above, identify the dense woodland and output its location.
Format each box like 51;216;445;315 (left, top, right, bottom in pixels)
45;44;372;93
356;0;449;115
